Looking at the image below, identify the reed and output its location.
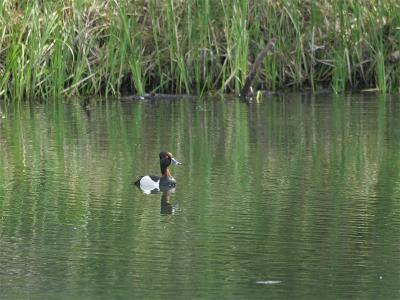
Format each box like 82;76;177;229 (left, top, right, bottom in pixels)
0;0;399;100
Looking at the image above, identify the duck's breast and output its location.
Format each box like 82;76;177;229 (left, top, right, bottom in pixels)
159;176;176;187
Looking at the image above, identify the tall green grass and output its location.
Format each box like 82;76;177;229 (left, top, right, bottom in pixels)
0;0;399;100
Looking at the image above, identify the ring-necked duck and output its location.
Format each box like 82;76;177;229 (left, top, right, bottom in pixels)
135;151;181;193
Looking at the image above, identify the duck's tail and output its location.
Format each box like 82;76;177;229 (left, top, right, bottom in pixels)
134;176;143;187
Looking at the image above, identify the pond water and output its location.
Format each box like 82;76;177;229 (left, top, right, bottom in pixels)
0;94;399;299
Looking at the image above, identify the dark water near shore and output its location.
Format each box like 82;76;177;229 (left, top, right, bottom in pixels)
0;94;399;299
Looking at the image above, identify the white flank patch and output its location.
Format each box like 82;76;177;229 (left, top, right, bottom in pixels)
139;176;160;190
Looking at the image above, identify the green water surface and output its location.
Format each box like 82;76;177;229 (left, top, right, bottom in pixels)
0;94;399;299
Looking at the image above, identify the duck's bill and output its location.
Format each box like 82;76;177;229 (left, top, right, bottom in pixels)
171;158;182;165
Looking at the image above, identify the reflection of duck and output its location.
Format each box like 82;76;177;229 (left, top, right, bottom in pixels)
160;187;179;215
134;151;181;194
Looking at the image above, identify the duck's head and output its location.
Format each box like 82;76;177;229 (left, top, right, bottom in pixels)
159;151;181;176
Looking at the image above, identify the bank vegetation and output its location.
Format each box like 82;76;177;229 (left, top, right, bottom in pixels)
0;0;399;99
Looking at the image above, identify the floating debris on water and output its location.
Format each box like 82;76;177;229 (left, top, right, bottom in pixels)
256;280;282;285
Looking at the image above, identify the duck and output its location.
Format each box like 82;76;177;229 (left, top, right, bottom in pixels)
135;151;181;193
